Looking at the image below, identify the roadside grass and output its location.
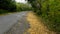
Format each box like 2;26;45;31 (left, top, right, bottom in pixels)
41;11;60;32
35;11;60;33
32;8;60;33
0;9;10;16
0;9;18;16
24;12;56;34
0;9;30;16
0;9;8;14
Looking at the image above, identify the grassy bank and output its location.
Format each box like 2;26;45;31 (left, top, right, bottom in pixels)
27;0;60;33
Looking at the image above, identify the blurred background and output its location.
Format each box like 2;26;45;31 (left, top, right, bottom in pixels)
0;0;60;33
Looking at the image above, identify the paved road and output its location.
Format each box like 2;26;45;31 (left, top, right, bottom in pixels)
0;11;30;34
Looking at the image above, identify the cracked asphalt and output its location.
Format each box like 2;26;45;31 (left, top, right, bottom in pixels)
0;11;30;34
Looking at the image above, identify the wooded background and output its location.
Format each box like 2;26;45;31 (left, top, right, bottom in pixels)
0;0;32;14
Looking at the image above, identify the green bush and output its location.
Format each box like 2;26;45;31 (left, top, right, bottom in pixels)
16;3;32;11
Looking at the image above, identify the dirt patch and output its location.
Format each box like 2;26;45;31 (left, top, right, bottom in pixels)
24;12;56;34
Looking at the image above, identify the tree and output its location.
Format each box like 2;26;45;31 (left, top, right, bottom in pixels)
0;0;16;12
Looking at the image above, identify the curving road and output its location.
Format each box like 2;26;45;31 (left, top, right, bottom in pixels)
0;11;30;34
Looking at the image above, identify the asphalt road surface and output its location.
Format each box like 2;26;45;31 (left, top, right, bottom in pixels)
0;11;30;34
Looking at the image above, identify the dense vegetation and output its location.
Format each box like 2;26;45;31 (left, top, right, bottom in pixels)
0;0;16;12
16;3;32;11
0;0;32;14
28;0;60;32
